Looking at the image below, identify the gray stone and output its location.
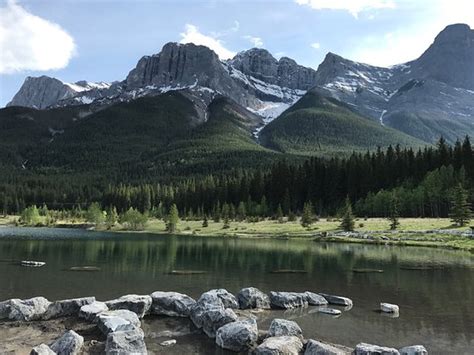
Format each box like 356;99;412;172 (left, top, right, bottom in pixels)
215;318;258;352
79;301;108;322
237;287;271;309
318;308;341;316
305;339;346;355
268;318;303;339
2;297;50;321
304;292;328;306
30;344;55;355
380;303;399;314
105;327;147;354
254;336;304;355
160;339;177;347
43;297;95;320
201;306;238;338
319;294;353;307
199;289;239;309
399;345;428;355
96;310;141;335
354;343;400;355
150;291;196;317
269;292;308;309
50;330;84;355
105;294;152;318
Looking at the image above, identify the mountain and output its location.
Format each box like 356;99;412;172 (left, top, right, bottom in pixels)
259;90;425;156
312;24;474;143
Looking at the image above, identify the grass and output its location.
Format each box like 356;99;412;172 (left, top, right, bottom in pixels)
1;215;473;252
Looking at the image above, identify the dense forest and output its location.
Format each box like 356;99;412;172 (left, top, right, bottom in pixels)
0;136;472;218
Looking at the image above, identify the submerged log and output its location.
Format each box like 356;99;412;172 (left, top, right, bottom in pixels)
352;268;384;273
68;266;101;272
168;270;207;275
21;260;45;267
270;270;307;274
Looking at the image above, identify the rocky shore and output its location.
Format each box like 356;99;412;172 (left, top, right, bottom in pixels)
0;288;427;354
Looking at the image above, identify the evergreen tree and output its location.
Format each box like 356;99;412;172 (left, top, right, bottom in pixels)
202;214;209;228
86;202;105;225
301;201;314;227
166;204;179;233
237;201;246;221
222;203;230;229
276;204;284;223
449;183;472;227
106;206;119;229
288;210;296;222
120;208;148;230
340;197;355;231
19;206;41;226
388;193;400;230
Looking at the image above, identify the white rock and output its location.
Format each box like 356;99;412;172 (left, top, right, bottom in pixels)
30;344;55;355
215;318;258;352
198;289;239;309
254;336;304;355
160;339;177;347
305;339;346;355
318;308;342;316
50;330;84;355
399;345;428;355
105;327;147;354
268;318;303;339
380;303;399;314
201;306;238;338
43;297;95;320
304;292;328;306
319;294;353;307
96;310;141;335
269;292;308;309
21;261;46;267
237;287;271;309
79;301;108;322
105;294;152;318
3;297;50;321
150;291;196;317
354;343;400;355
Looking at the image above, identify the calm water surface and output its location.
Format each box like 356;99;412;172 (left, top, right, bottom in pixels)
0;227;473;354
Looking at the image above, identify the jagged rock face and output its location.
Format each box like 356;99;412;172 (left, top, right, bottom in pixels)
410;24;474;90
8;76;77;109
229;48;318;90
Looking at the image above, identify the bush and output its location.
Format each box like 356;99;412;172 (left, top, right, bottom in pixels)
20;206;41;226
120;208;148;230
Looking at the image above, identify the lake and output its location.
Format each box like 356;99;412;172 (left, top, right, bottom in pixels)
0;227;473;354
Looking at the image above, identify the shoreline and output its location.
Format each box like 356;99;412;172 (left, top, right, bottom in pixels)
1;216;473;252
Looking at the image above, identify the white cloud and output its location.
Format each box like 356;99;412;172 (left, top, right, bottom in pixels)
311;42;321;49
180;24;235;59
349;0;474;66
295;0;395;18
0;0;76;74
243;35;264;48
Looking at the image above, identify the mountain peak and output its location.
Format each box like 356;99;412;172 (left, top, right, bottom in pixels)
435;23;473;43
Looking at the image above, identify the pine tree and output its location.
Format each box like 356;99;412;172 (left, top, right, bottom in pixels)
166;204;179;233
276;204;284;223
106;206;119;229
301;201;314;227
450;184;472;227
388;193;400;230
222;203;230;229
340;197;355;232
202;214;209;228
237;201;246;221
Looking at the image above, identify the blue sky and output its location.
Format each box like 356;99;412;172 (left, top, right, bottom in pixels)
1;0;473;107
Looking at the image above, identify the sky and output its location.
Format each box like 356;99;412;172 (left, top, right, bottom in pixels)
0;0;473;107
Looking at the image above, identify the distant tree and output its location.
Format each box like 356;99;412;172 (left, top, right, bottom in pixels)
450;184;472;227
288;210;296;222
340;197;355;232
276;204;284;223
20;206;41;226
237;201;246;221
166;204;179;233
120;208;148;230
106;206;119;229
39;203;49;217
86;202;105;225
222;203;230;229
388;193;400;230
301;201;314;227
202;214;209;228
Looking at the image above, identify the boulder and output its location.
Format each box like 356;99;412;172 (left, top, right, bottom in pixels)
268;319;303;339
198;289;239;309
50;330;84;355
150;291;196;317
200;306;238;338
269;292;308;309
304;292;328;306
105;294;152;318
354;343;400;355
30;344;55;355
105;327;147;354
319;294;353;307
318;308;341;316
304;339;346;354
2;297;50;321
43;297;95;320
215;318;258;352
399;345;428;355
79;301;108;322
237;287;271;309
254;336;304;354
96;310;141;335
380;303;399;314
160;339;177;347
